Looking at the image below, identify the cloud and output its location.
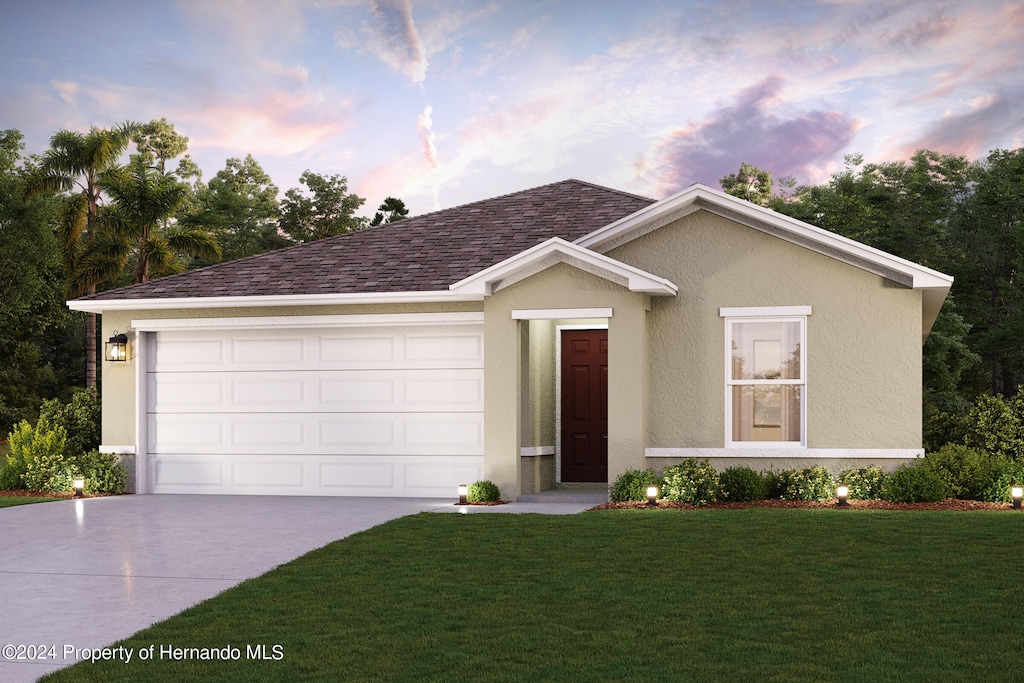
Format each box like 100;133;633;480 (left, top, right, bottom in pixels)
417;103;441;208
178;89;353;157
635;77;860;195
355;0;428;84
50;80;79;104
897;92;1024;160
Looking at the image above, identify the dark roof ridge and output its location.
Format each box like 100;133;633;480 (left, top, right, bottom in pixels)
561;178;654;203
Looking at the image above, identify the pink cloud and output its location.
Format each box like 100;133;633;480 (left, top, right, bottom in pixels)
179;90;352;157
896;92;1024;160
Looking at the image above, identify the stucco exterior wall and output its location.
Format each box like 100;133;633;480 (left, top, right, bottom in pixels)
606;210;923;454
484;262;649;498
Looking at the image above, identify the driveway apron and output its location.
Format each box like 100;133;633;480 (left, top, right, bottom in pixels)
0;494;451;682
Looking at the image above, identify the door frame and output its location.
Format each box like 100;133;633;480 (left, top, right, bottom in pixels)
554;323;609;483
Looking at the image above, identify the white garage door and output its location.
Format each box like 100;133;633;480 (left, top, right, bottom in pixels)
145;323;484;496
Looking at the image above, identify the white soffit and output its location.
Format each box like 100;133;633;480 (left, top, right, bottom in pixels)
449;237;677;297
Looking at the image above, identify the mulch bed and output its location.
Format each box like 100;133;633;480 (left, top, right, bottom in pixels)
0;489;117;499
591;498;1018;511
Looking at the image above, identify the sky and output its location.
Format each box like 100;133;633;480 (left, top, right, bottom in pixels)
2;0;1022;217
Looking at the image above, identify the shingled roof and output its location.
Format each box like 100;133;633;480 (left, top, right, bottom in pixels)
76;179;654;301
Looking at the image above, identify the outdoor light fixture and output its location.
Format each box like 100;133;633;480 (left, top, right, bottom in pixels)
105;332;129;362
458;484;468;505
646;485;659;507
73;477;85;499
836;485;849;506
1012;486;1022;510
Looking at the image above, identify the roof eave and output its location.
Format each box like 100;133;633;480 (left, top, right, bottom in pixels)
66;289;481;314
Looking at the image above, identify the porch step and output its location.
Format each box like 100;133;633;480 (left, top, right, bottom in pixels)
517;488;609;504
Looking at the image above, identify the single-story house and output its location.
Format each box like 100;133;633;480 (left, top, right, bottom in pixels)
69;180;952;499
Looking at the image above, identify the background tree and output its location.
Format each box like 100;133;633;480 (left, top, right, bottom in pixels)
131;118;189;173
99;156;221;284
25;122;139;388
720;162;774;206
0;130;79;432
180;154;287;263
370;196;410;226
944;148;1024;396
280;170;367;243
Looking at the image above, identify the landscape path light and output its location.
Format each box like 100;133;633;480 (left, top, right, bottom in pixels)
836;485;849;507
646;485;659;507
74;477;85;499
458;483;468;506
1012;485;1022;510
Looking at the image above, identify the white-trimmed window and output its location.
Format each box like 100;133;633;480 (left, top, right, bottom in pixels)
721;307;808;446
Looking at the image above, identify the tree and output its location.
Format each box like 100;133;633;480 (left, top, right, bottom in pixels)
99;156;221;284
131;118;189;173
280;170;368;243
720;162;774;206
944;148;1024;396
180;154;287;263
0;130;76;432
24;122;140;388
370;196;410;226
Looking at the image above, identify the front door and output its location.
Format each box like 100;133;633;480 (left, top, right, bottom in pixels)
560;329;608;482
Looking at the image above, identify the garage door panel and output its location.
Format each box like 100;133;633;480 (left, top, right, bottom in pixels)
151;369;483;413
151;412;485;456
150;454;484;497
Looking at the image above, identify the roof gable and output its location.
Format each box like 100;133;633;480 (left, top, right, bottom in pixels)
574;183;952;340
449;237;677;296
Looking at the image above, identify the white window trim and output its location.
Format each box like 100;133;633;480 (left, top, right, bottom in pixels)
724;312;808;448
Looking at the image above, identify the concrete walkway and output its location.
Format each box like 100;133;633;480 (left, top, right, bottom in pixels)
0;493;599;682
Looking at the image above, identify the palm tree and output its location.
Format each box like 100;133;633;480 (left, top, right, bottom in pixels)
99;157;221;284
25;122;139;388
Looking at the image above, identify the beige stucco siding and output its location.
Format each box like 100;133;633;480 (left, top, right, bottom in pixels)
99;301;483;448
606;210;922;450
484;262;649;497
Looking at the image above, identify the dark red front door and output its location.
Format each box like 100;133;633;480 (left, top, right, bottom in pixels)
561;329;608;482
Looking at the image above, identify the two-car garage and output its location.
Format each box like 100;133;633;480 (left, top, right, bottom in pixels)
139;317;485;497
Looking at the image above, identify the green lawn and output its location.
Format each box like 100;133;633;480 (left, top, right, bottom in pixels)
0;495;62;507
42;509;1023;682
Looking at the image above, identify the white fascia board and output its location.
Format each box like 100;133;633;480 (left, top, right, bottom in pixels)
512;308;613;320
576;183;954;291
449;237;677;296
66;289;480;314
132;312;484;332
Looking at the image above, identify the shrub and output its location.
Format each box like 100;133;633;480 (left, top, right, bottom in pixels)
76;450;127;495
0;452;27;490
979;461;1024;503
609;468;664;502
838;466;887;500
881;464;947;503
718;466;767;502
958;393;1024;461
467;480;501;502
38;388;101;460
661;458;721;506
779;466;835;501
923;445;996;500
10;419;73;493
763;468;794;499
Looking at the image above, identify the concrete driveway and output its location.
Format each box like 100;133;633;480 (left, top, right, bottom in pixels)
0;492;599;682
0;495;452;682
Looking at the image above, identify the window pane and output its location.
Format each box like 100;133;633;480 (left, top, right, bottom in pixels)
731;385;802;442
730;321;801;380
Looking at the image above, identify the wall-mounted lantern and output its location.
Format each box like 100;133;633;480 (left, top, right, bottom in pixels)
105;332;129;362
